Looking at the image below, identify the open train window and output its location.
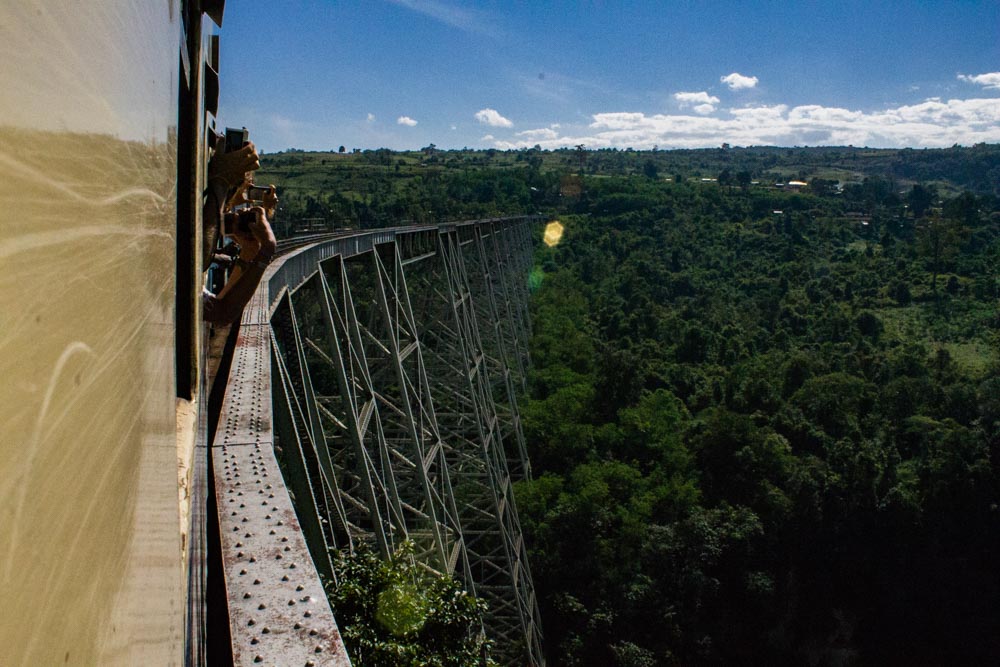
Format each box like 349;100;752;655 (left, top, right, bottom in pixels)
176;2;195;400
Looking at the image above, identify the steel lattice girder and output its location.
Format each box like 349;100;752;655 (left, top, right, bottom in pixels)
222;217;544;666
403;226;543;664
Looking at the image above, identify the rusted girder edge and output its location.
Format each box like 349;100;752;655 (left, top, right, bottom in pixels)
212;261;351;667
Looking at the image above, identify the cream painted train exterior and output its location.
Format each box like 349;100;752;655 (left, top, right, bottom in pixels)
0;2;222;664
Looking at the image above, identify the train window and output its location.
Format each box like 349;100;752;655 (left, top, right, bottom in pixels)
175;1;198;399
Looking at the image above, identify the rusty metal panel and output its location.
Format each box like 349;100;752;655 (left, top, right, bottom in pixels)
214;279;351;666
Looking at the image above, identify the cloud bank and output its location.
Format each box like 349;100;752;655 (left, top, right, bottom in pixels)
721;72;759;90
475;108;513;127
492;97;1000;150
958;72;1000;90
397;116;418;126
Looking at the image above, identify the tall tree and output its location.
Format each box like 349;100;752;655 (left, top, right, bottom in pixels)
916;213;966;294
907;183;935;218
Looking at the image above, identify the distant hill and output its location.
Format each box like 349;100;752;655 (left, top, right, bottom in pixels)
256;144;1000;233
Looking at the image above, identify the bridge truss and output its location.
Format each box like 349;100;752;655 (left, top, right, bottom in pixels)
212;217;543;665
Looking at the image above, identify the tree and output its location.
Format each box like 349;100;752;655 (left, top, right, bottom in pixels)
327;541;495;666
575;144;587;173
642;159;659;180
907;183;935;218
339;145;346;153
717;168;734;191
942;191;981;227
916;213;967;294
736;170;752;191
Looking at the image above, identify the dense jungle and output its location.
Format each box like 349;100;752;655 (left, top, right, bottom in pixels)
258;144;1000;665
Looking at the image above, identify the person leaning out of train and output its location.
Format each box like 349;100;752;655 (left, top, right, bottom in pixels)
201;137;278;324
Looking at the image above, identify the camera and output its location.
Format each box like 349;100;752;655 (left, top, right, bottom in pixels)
225;126;248;153
247;185;271;203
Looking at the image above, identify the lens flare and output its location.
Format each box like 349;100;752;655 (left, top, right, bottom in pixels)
543;221;564;247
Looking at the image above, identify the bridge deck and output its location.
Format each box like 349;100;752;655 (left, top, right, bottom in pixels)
214;260;350;667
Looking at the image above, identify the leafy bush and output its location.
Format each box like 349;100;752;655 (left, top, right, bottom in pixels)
327;541;495;666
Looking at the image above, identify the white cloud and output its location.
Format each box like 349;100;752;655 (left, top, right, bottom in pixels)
366;113;376;122
387;0;494;36
475;108;513;127
721;72;759;90
397;116;418;126
481;134;495;141
674;91;720;114
958;72;1000;90
492;97;1000;150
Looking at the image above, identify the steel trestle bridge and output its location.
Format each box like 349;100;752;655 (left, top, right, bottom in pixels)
212;217;544;665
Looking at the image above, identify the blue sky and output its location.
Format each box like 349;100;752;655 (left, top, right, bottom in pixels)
218;1;1000;153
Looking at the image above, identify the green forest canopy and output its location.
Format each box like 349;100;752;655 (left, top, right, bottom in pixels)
265;144;1000;665
519;170;1000;665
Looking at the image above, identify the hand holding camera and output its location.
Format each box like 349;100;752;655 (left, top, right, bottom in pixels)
246;184;279;219
208;131;259;191
224;206;276;265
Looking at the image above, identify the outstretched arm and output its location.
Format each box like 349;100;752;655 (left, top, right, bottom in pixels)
203;138;259;256
204;207;277;324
